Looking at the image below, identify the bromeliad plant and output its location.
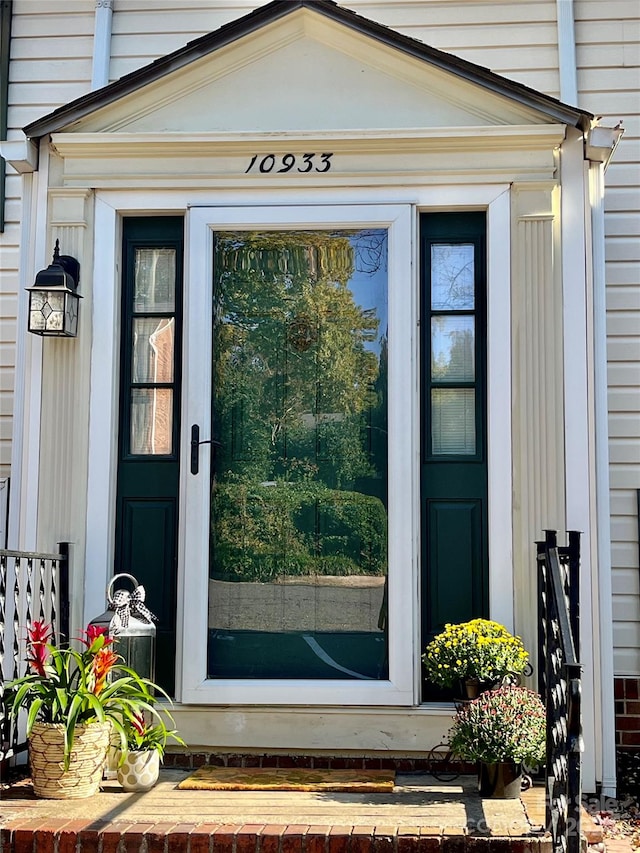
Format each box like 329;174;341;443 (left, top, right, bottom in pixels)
422;618;530;689
123;710;185;759
4;621;161;768
448;685;546;766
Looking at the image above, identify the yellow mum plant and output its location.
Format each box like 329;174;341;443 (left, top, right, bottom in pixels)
422;619;530;689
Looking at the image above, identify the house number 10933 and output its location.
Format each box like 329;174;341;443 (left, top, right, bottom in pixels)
245;153;333;174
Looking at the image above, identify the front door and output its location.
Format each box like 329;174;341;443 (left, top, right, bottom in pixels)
182;205;414;706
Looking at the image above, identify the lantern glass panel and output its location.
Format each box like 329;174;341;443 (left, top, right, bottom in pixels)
45;291;65;332
29;291;47;331
114;634;155;685
64;292;79;336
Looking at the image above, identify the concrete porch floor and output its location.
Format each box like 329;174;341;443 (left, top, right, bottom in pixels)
0;769;603;853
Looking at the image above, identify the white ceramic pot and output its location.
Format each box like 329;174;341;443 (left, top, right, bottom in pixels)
117;749;160;792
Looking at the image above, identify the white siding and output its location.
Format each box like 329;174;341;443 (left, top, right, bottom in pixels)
574;0;640;675
0;1;93;477
0;167;19;477
108;1;561;95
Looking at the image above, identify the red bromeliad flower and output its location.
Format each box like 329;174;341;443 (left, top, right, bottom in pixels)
91;646;119;694
25;620;51;675
81;624;114;648
131;712;146;737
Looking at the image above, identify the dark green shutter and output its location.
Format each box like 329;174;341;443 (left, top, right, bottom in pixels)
420;212;488;700
114;216;184;695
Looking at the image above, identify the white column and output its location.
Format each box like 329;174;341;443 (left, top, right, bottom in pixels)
589;160;617;797
561;127;597;793
487;189;513;630
511;184;566;668
83;197;119;626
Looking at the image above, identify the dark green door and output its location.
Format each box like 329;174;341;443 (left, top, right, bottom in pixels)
114;216;184;695
420;212;488;699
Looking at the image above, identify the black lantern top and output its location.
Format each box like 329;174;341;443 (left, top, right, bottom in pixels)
33;240;80;292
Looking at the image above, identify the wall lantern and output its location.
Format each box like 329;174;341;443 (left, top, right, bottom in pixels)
27;239;81;336
89;573;157;684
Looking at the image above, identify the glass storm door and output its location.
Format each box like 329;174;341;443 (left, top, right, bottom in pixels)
208;228;389;681
183;205;414;705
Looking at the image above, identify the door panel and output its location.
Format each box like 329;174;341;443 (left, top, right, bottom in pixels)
120;498;177;628
426;499;484;630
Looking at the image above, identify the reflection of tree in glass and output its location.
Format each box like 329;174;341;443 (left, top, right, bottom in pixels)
431;244;474;310
350;229;387;275
210;230;388;582
431;317;474;381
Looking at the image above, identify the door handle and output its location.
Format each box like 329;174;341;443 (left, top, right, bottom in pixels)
190;424;222;475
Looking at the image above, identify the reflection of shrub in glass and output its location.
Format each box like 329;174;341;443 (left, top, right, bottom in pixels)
211;475;387;583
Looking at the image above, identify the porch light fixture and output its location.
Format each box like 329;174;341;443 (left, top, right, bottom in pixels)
27;239;81;336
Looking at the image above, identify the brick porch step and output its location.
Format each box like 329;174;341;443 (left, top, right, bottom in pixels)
0;820;552;853
0;770;603;853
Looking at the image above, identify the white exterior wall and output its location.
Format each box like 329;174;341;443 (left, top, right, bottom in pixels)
1;2;94;481
573;0;640;677
0;0;637;673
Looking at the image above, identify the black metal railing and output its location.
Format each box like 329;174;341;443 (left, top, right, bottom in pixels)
537;529;582;853
0;544;70;763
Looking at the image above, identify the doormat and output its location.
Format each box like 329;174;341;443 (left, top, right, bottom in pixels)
176;767;396;792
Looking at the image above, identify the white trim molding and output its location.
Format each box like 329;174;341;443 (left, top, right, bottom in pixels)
79;182;522;751
83;196;120;625
589;159;617;797
485;189;513;630
561;127;598;793
0;137;38;174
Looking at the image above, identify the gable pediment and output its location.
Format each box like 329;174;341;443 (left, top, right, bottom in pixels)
68;11;550;135
33;4;586;140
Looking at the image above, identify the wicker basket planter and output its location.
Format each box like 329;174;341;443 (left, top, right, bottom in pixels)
29;721;110;799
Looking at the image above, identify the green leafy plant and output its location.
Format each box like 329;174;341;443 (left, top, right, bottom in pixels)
422;619;529;689
4;621;163;768
448;685;546;765
122;710;185;759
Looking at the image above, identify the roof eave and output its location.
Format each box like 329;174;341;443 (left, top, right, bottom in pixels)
23;0;592;140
